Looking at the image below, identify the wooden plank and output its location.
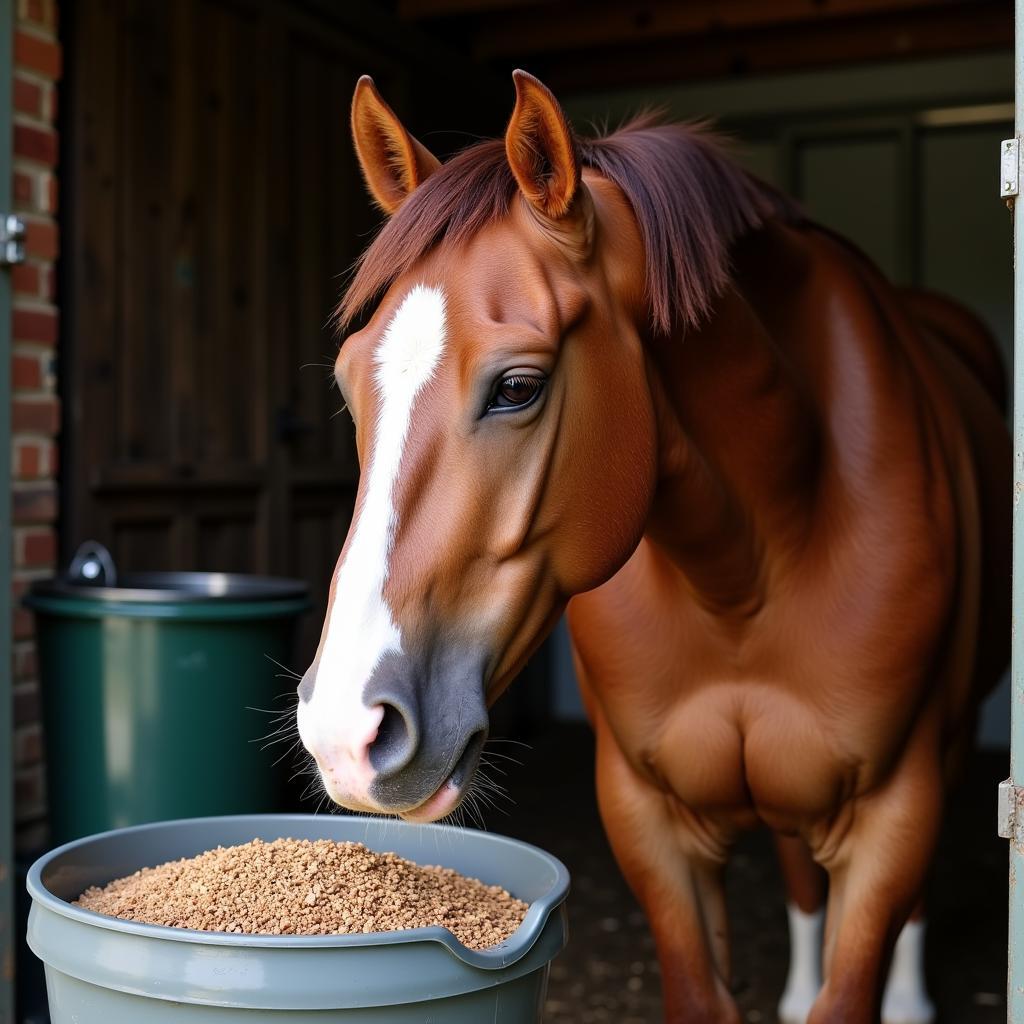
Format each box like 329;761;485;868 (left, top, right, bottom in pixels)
195;494;262;572
65;0;123;549
198;0;266;469
108;512;177;572
532;4;1012;92
288;488;357;663
471;0;986;59
269;21;372;602
91;463;266;490
169;0;197;492
263;3;291;578
283;33;364;478
290;0;504;94
399;0;555;18
120;0;174;466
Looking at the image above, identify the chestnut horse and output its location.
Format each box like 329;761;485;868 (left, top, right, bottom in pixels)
295;71;1009;1024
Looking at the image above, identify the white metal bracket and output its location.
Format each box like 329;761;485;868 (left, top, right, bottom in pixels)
999;778;1021;839
0;213;24;266
1002;138;1020;199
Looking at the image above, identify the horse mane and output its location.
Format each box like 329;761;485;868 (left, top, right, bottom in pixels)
338;114;802;336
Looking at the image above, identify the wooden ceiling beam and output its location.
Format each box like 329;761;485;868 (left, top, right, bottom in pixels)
471;0;996;60
524;4;1011;93
397;0;556;19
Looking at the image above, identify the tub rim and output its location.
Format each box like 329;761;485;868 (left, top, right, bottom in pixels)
26;812;571;971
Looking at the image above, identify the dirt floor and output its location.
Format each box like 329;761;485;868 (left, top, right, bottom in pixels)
492;723;1008;1024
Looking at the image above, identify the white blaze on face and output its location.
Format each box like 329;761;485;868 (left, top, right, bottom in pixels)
298;285;447;794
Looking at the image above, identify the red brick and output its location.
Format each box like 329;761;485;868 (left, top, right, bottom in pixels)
12;351;42;388
24;218;57;260
13;435;58;479
19;527;56;567
13;439;40;478
14;122;57;165
13;306;57;345
14;726;42;767
19;0;55;30
43;263;56;300
13;650;38;686
13;75;42;117
12;394;59;433
13;606;34;641
46;173;58;213
11;262;40;296
15;765;44;811
13;687;40;727
13;170;33;205
14;30;61;79
14;484;57;524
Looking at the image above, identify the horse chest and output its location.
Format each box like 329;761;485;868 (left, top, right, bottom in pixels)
571;603;880;833
610;676;859;833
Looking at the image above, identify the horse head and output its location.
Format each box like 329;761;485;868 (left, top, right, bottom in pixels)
296;72;658;820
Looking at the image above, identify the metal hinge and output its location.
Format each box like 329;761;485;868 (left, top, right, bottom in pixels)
0;213;25;266
1002;138;1020;199
999;778;1021;839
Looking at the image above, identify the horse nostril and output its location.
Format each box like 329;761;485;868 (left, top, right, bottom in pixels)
368;702;418;777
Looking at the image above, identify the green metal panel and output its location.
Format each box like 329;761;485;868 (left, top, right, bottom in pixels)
0;0;16;1015
1012;3;1024;1018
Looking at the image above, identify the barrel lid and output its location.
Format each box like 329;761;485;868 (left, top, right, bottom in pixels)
28;571;309;604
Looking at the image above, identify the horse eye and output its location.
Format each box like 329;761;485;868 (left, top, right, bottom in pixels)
489;374;545;412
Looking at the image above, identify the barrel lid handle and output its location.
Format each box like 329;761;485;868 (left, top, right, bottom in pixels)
67;541;118;587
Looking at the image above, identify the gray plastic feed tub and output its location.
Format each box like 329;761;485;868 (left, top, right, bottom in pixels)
27;814;570;1022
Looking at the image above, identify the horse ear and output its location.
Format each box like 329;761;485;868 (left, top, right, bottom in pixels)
351;75;441;216
505;70;581;220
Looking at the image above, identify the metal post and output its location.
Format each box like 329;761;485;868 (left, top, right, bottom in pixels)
1011;3;1024;1018
0;0;14;1015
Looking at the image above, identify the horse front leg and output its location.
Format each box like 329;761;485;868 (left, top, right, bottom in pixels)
881;901;935;1024
594;719;739;1024
809;735;943;1024
775;833;827;1024
775;835;935;1024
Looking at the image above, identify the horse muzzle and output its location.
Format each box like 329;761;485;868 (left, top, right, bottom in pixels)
296;646;489;820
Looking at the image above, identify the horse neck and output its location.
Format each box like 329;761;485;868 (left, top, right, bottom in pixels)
641;284;819;618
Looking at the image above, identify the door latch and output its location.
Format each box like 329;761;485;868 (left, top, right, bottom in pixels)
1002;139;1019;200
999;778;1020;839
0;213;26;266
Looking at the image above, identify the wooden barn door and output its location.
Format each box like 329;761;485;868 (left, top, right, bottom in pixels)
63;1;408;657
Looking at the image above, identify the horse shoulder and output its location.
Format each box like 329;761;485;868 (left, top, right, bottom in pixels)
784;230;1001;728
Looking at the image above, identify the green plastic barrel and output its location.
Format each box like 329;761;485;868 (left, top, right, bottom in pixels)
24;560;310;846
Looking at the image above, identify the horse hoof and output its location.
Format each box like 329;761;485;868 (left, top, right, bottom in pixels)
881;990;936;1024
778;988;818;1024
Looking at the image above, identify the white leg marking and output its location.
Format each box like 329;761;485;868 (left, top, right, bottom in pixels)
882;919;935;1024
297;284;447;793
779;903;824;1024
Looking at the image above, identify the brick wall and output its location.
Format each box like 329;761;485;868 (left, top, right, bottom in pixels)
11;0;60;853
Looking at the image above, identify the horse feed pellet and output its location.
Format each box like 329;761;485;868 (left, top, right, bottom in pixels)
75;836;528;950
